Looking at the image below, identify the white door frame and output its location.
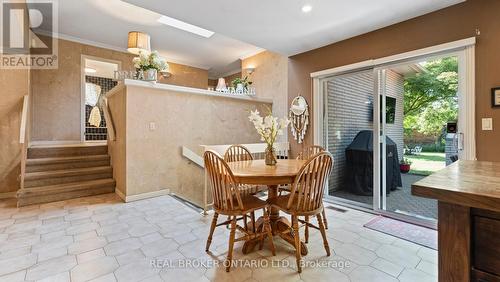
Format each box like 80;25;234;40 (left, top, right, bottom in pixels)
312;37;476;217
80;55;122;142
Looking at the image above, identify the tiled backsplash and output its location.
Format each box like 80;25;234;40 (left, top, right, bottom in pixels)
85;76;118;141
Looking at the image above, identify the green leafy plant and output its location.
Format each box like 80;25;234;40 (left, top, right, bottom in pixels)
231;76;253;89
400;158;413;165
403;57;459;147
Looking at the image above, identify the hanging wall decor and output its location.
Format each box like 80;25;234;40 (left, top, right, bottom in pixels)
289;95;309;144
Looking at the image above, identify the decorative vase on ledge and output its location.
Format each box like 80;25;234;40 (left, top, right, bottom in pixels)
265;145;277;166
144;69;158;82
236;83;244;94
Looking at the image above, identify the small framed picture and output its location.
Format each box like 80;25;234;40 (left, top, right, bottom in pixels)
493;87;500;107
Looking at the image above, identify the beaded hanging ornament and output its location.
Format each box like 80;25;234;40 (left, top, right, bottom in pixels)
289;95;309;144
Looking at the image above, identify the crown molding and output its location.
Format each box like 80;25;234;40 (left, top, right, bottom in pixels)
34;30;210;70
239;48;266;60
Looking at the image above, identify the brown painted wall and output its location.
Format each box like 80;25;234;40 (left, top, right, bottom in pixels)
288;0;500;161
31;37;208;141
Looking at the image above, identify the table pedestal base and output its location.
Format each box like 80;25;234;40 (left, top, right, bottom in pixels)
241;216;308;256
239;184;308;256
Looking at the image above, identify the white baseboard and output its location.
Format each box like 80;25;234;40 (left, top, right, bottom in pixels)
30;140;84;146
116;189;170;203
0;192;17;199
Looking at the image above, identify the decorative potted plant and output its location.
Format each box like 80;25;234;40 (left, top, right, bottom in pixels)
232;76;252;93
248;109;290;166
400;158;412;173
133;51;169;82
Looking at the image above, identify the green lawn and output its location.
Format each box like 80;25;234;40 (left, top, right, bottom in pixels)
406;152;446;176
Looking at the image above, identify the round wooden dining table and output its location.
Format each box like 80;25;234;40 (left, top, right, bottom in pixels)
227;159;308;255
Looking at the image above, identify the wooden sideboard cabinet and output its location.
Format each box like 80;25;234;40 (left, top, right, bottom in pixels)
412;161;500;282
472;209;500;282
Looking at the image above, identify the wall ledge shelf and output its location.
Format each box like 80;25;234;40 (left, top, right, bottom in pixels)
120;79;272;104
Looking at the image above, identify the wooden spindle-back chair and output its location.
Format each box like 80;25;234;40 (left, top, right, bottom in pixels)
204;150;275;272
223;145;267;230
224;144;254;162
269;151;334;273
280;145;329;239
223;145;264;195
296;145;325;160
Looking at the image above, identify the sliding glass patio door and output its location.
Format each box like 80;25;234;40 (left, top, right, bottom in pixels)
324;69;375;209
375;51;469;225
321;47;475;226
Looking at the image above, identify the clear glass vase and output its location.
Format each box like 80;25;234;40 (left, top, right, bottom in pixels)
265;145;277;166
144;69;157;82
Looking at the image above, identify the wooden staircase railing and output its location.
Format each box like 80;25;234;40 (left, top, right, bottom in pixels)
19;95;30;192
101;98;116;142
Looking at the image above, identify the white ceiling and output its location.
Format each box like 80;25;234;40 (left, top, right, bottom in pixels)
85;59;119;79
124;0;464;56
48;0;463;78
50;0;262;78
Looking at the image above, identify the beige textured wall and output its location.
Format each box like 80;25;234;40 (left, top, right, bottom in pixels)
208;72;242;89
158;63;208;89
0;0;29;194
31;38;134;141
208;79;218;88
0;69;30;194
31;37;209;141
242;51;288;141
108;85;271;205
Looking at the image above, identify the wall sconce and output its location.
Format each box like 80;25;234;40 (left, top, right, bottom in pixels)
159;71;172;78
127;31;151;55
244;67;256;75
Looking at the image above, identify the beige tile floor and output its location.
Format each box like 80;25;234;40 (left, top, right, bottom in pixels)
0;194;437;282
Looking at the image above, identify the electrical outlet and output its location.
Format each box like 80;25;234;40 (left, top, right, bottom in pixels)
482;118;493;131
149;122;156;131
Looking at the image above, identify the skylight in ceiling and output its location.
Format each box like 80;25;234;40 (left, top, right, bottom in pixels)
157;15;215;38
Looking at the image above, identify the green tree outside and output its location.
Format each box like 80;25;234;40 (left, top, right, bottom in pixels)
403;57;459;150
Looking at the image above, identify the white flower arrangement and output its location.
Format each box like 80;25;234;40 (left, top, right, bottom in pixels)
248;109;290;148
132;51;169;72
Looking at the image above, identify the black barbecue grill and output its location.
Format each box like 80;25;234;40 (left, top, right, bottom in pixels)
345;130;402;196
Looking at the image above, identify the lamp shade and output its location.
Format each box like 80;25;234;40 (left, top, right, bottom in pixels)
127;31;151;55
216;78;227;91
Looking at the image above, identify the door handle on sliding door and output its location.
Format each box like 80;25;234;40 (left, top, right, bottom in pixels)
458;132;464;151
